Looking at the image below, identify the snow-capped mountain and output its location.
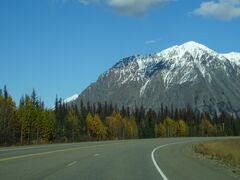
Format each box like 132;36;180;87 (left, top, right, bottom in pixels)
75;41;240;116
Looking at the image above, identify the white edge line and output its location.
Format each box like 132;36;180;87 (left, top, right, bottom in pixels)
151;140;196;180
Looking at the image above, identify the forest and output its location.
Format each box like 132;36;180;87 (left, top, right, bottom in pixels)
0;85;240;146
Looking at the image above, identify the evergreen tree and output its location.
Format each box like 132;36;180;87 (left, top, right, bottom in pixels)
0;87;16;145
41;110;54;142
67;109;79;142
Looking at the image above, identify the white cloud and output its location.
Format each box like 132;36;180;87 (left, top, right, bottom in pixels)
193;0;240;20
145;38;162;45
78;0;99;5
107;0;170;16
77;0;171;16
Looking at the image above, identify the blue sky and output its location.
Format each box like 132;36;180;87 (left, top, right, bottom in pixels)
0;0;240;107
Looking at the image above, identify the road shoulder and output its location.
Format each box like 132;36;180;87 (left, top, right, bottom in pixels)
186;142;240;179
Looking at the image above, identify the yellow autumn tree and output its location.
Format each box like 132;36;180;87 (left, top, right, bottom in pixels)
93;115;107;140
16;96;32;144
106;112;123;139
155;122;166;137
86;113;94;137
124;115;138;139
86;113;106;140
176;120;188;137
164;117;177;137
199;115;215;136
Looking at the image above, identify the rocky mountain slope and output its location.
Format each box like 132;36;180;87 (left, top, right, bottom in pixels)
74;41;240;116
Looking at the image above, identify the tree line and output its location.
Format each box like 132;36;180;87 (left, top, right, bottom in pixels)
0;85;239;146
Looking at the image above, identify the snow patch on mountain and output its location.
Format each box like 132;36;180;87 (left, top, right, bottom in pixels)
64;94;79;103
157;41;216;60
221;52;240;66
140;79;150;96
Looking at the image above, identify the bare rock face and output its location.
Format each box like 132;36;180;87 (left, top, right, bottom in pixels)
74;41;240;117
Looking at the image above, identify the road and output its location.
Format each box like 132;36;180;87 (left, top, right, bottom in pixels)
0;137;239;180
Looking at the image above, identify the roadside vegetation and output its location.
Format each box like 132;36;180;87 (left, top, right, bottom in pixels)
1;85;240;146
193;139;240;168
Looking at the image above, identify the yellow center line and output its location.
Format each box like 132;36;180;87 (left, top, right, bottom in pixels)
0;142;123;162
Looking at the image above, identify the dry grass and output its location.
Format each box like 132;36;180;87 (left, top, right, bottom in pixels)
193;139;240;168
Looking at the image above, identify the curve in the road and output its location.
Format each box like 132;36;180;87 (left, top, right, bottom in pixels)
151;140;196;180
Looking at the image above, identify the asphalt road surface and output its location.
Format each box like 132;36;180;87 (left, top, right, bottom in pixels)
0;137;239;180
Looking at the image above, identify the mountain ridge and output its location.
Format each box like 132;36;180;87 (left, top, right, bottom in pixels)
71;41;240;117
